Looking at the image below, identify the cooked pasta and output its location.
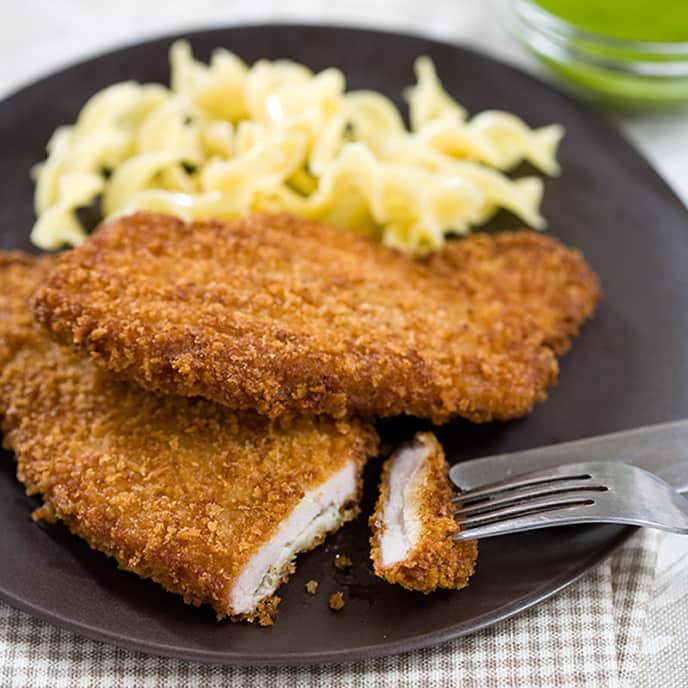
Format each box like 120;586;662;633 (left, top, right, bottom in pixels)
31;42;564;253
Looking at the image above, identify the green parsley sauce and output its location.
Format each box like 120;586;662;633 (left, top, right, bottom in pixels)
535;0;688;42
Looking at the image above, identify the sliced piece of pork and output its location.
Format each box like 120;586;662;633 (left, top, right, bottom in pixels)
370;432;477;593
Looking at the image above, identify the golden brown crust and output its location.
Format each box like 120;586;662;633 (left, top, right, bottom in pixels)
0;253;378;622
423;231;602;356
32;213;600;424
370;432;477;593
0;252;52;371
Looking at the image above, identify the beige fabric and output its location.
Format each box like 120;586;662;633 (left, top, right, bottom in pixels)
0;529;661;688
637;533;688;688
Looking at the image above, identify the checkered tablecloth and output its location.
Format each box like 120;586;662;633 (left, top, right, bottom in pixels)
1;2;687;686
637;533;688;687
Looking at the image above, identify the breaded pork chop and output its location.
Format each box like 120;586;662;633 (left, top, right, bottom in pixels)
370;432;477;593
0;253;378;623
33;213;600;423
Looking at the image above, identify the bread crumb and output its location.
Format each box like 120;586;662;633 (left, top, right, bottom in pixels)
255;596;281;626
305;580;319;595
329;591;345;611
32;503;57;523
334;554;352;569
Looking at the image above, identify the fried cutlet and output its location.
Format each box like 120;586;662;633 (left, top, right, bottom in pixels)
369;432;477;593
422;230;600;357
32;212;600;424
0;253;378;623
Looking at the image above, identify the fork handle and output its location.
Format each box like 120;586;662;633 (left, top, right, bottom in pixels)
451;419;688;493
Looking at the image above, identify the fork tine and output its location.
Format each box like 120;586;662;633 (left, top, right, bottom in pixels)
453;480;607;517
452;500;595;542
452;471;593;505
455;493;596;531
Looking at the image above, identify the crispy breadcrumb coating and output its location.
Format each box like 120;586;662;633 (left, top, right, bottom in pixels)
32;213;600;424
305;580;319;595
0;253;378;623
370;432;477;593
423;230;600;356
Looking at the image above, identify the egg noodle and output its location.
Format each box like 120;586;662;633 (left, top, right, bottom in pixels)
31;41;564;254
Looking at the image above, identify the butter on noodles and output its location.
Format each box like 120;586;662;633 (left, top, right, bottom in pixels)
31;41;564;254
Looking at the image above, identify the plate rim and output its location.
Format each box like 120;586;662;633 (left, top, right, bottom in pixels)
0;21;674;666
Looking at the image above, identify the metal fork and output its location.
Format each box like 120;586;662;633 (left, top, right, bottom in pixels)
451;461;688;541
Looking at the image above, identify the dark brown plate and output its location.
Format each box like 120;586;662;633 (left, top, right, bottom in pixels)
0;24;686;666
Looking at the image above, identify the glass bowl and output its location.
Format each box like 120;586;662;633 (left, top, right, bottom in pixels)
499;0;688;110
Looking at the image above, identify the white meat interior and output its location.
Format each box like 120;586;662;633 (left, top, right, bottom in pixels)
378;440;431;567
229;460;357;615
